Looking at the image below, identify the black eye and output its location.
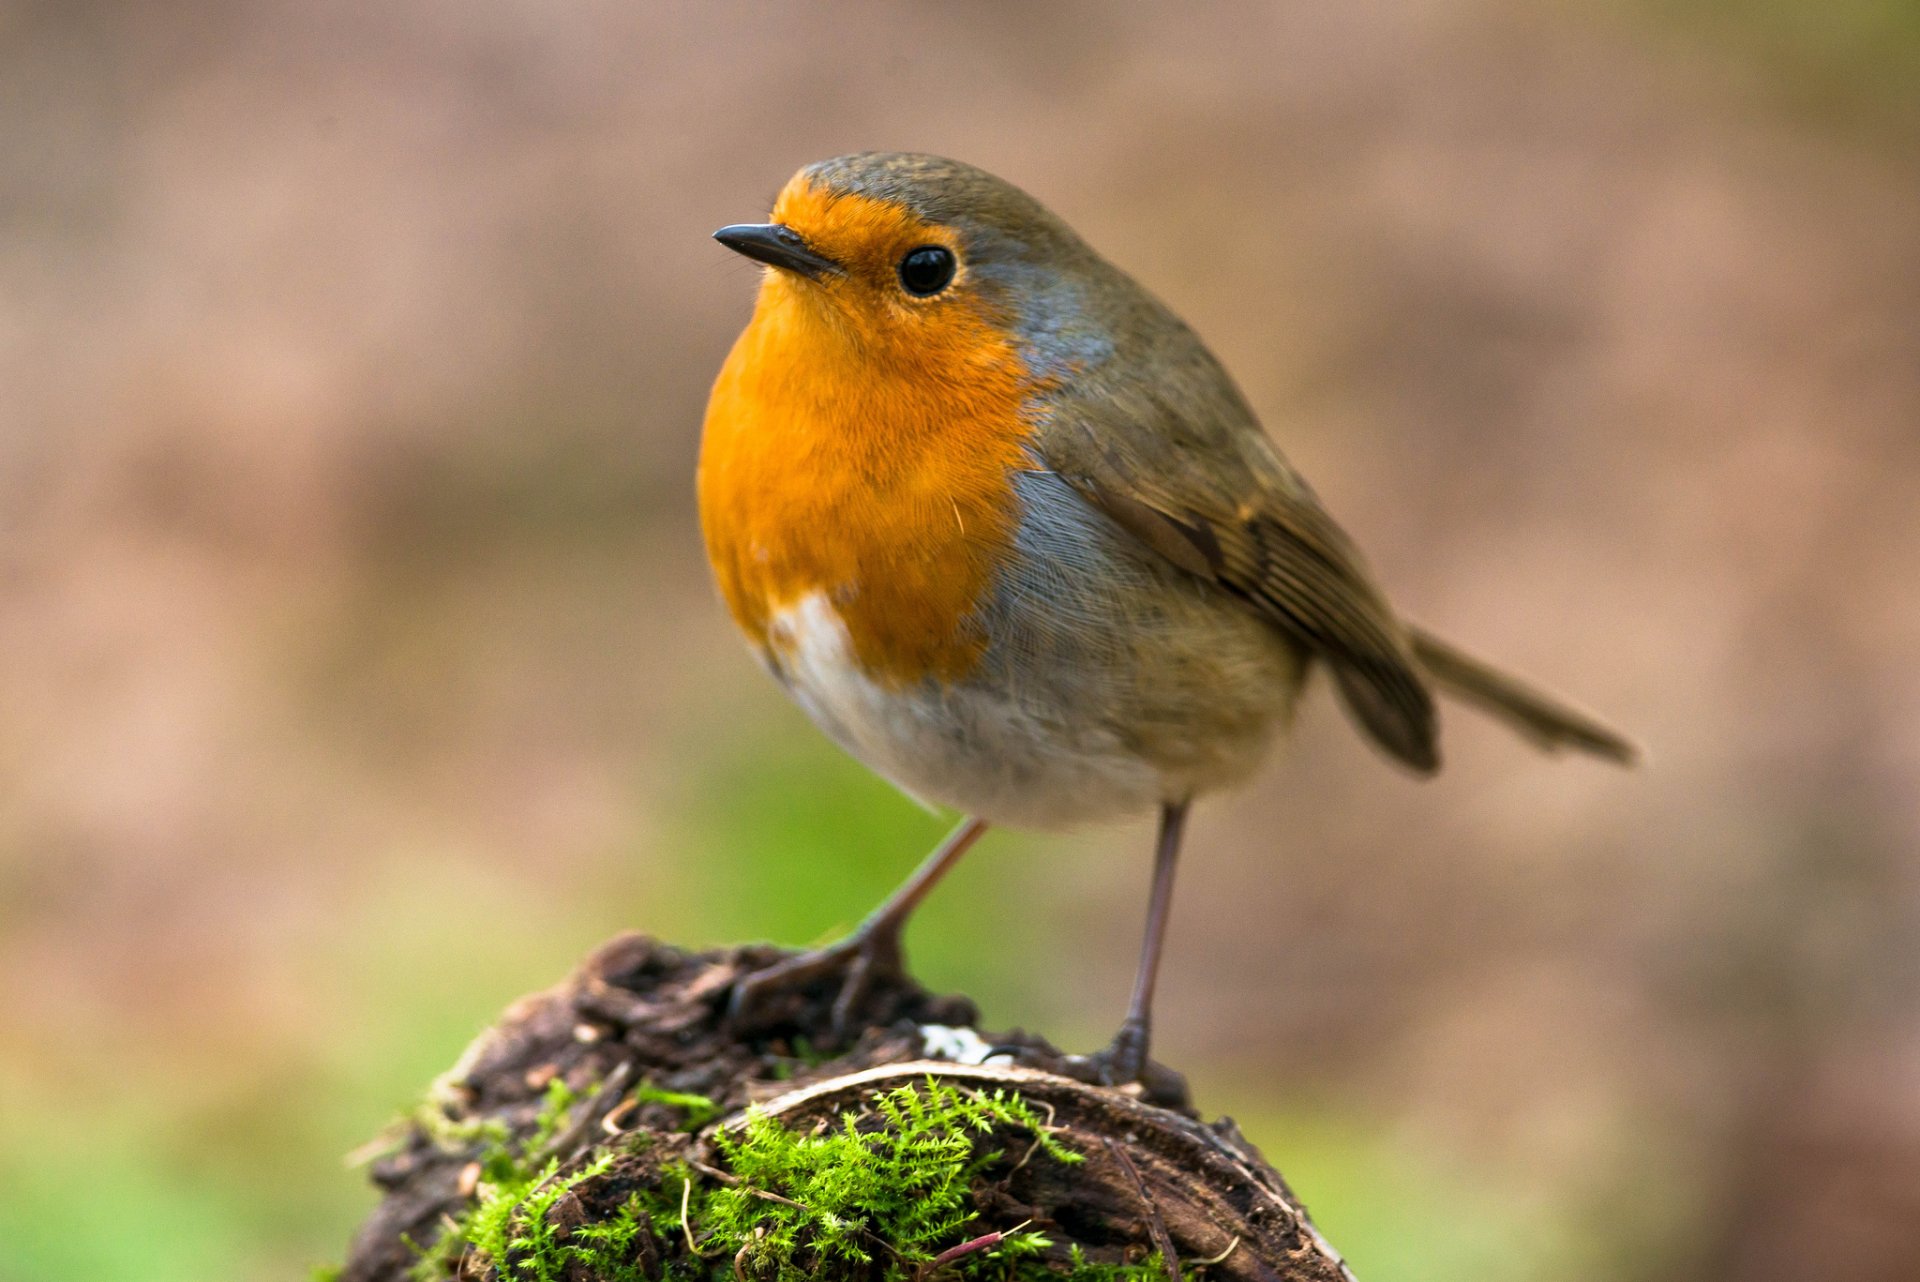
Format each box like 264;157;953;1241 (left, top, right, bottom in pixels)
897;245;956;296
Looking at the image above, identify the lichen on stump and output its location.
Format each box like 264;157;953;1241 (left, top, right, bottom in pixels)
337;934;1355;1282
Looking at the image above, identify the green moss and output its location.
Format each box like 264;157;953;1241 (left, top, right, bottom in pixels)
408;1077;1191;1282
1057;1246;1179;1281
526;1079;581;1154
632;1082;720;1131
762;1037;831;1083
566;1191;659;1282
413;1102;511;1157
704;1080;1070;1279
407;1080;612;1282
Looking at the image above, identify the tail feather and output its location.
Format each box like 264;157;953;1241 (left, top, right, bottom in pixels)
1406;624;1639;766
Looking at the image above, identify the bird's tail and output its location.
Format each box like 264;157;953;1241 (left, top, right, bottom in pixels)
1405;624;1639;765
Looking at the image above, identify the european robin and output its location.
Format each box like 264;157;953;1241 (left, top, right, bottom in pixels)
702;152;1635;1082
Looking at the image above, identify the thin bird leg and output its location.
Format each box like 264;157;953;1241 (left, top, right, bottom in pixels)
729;816;989;1034
1096;800;1190;1084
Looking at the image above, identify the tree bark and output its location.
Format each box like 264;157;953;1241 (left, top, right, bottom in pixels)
340;934;1356;1282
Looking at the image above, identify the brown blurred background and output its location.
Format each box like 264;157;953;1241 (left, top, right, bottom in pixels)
3;2;1918;1279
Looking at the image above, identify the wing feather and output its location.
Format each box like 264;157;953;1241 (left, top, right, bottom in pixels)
1040;395;1440;773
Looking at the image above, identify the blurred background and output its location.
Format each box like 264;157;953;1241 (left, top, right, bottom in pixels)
3;2;1918;1279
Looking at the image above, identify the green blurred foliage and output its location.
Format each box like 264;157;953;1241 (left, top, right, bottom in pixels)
1641;0;1920;135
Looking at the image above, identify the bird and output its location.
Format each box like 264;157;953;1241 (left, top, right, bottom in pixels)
700;152;1635;1083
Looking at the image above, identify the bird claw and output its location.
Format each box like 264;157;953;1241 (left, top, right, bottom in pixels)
1088;1017;1150;1086
727;926;907;1038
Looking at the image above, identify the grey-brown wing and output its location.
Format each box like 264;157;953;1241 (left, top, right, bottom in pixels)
1034;362;1439;773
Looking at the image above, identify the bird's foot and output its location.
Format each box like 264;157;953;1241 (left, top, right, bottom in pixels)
1087;1016;1151;1086
727;923;907;1038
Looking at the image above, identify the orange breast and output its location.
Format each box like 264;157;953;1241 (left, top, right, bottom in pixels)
699;270;1038;687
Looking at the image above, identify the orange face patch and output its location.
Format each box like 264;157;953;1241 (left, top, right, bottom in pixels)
699;177;1039;686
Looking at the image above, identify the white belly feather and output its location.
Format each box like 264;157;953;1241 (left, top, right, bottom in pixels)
756;470;1302;830
766;592;1166;827
762;589;1277;830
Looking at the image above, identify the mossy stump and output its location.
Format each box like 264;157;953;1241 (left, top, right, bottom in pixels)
340;934;1355;1282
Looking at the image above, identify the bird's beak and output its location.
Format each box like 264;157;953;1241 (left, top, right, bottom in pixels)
712;223;842;280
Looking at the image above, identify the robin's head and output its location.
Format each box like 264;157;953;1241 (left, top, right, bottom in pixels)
713;153;1113;376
